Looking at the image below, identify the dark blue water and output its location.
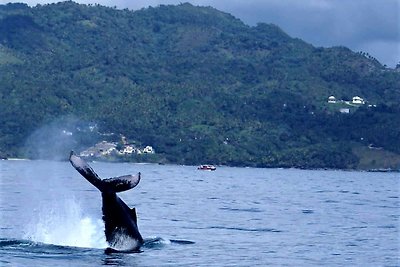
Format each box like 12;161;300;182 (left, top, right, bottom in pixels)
0;160;399;266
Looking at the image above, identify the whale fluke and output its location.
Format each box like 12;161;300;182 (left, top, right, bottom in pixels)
69;151;141;193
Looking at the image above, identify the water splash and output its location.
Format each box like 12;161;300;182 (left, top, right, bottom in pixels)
109;231;140;251
23;198;107;249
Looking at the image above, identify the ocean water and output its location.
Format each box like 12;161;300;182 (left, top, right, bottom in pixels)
0;160;398;266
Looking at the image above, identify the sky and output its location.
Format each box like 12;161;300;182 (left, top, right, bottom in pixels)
1;0;399;67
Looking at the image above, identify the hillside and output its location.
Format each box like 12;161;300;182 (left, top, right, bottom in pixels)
0;1;399;169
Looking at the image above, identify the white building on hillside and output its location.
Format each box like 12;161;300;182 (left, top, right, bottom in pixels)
143;146;155;154
328;96;336;103
122;145;137;154
352;96;365;104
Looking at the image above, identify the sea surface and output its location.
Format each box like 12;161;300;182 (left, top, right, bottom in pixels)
0;160;399;266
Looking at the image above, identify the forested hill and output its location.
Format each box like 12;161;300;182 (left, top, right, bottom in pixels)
0;1;399;169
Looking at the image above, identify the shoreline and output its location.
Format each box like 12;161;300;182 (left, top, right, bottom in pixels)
1;157;398;172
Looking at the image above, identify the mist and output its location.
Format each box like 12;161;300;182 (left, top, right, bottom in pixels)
23;116;100;161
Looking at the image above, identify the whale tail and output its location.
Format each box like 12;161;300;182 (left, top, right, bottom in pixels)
69;151;141;193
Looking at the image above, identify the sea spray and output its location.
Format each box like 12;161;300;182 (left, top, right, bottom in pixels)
23;198;107;248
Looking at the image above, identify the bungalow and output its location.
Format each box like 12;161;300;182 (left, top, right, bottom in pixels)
121;145;137;155
328;96;336;103
352;96;365;104
143;146;155;154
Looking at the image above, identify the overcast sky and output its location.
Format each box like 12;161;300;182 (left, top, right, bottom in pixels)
1;0;399;67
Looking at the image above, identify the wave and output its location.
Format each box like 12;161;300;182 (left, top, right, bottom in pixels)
143;236;195;248
218;207;263;213
0;238;100;256
1;236;194;255
209;226;282;233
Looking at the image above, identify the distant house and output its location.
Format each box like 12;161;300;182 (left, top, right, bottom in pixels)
352;96;365;104
80;142;155;158
121;145;137;155
328;96;336;103
143;146;155;154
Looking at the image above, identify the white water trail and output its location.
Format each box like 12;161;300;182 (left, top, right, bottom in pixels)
23;198;107;249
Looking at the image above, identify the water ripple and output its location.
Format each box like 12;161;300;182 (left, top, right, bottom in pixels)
218;207;263;213
377;225;396;229
302;209;314;214
209;226;282;233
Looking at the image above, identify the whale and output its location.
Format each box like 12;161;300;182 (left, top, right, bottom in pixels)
69;152;144;252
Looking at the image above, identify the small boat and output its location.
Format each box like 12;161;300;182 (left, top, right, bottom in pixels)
197;164;216;171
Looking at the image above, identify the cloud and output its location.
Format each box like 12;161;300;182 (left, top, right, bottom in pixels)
201;0;400;66
1;0;399;66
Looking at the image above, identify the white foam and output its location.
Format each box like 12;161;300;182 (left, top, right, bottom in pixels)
109;231;140;251
23;198;107;249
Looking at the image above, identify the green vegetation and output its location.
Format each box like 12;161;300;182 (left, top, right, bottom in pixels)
0;2;399;169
